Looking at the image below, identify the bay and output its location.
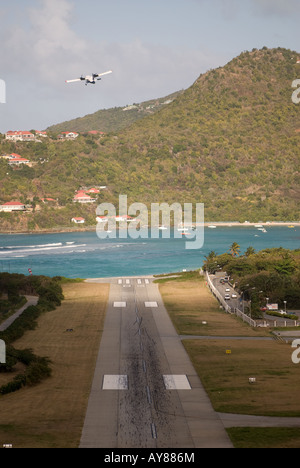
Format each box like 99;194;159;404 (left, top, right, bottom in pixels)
0;226;299;279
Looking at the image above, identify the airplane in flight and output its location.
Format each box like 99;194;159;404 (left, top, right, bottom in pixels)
66;70;112;86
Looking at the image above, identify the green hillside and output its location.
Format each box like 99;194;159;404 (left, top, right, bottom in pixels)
47;91;184;134
0;47;299;232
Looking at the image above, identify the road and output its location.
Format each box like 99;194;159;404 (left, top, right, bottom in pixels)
0;296;39;332
211;274;240;311
79;277;232;449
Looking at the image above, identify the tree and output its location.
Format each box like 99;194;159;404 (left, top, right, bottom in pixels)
245;246;256;257
229;242;241;257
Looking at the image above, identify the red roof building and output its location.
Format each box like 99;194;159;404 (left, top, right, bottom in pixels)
71;217;85;224
73;192;96;204
0;202;27;212
5;131;35;141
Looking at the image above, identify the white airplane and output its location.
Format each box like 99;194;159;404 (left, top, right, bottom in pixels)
66;70;112;86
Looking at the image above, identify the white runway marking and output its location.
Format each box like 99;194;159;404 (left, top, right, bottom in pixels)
163;375;191;390
102;375;128;390
113;302;127;308
144;302;158;308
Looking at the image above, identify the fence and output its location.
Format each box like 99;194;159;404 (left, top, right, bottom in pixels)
206;272;300;329
206;272;233;315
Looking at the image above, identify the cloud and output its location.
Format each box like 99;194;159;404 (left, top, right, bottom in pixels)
251;0;300;16
0;0;87;85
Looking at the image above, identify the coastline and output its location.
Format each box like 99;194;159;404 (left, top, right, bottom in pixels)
0;221;299;235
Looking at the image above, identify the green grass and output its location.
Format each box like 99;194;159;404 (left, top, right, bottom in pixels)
227;427;300;448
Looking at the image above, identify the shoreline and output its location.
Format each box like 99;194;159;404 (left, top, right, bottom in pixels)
0;221;299;235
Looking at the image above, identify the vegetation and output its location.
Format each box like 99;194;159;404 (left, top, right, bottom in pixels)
203;247;300;313
0;47;299;232
47;91;184;134
0;274;64;394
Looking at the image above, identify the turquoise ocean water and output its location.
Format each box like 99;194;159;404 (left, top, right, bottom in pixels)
0;226;299;279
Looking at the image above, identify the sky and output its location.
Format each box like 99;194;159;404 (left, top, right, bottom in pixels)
0;0;299;133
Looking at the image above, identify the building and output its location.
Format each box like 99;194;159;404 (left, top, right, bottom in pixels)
1;154;30;165
86;188;100;194
96;216;108;223
71;217;85;224
59;132;79;140
35;131;48;138
8;154;30;166
0;202;27;212
73;191;96;204
5;131;35;142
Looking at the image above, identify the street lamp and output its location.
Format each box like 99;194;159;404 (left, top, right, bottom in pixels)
241;286;256;315
284;301;287;314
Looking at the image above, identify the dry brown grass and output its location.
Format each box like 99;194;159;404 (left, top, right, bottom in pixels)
183;339;300;417
159;277;268;337
0;282;109;448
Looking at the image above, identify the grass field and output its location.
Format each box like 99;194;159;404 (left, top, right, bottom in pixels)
0;282;109;448
158;274;269;337
158;274;300;448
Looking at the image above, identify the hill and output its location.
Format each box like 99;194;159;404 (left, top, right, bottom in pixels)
47;91;184;134
0;47;299;232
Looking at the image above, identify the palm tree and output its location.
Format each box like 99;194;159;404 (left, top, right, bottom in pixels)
205;250;217;262
245;246;256;257
229;242;241;257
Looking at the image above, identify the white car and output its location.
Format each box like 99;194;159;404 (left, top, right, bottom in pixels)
225;288;230;292
231;293;237;299
225;294;231;300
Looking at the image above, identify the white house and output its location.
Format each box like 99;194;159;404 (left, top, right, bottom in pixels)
5;131;35;142
73;191;96;204
59;132;79;140
0;202;27;212
96;216;108;223
7;154;30;166
71;217;85;224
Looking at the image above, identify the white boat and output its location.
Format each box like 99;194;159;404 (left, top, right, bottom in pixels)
158;226;168;230
208;225;217;229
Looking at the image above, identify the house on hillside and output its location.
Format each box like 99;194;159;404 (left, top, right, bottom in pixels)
86;188;100;194
0;202;27;212
71;217;85;224
7;154;30;166
59;132;79;140
73;191;96;204
5;131;35;142
35;131;48;138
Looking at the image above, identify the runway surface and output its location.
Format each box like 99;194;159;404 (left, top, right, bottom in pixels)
79;277;233;448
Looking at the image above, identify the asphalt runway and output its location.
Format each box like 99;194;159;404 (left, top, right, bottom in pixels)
79;277;232;448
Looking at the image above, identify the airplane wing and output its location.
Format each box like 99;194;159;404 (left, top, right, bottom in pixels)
65;78;84;83
94;70;113;78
